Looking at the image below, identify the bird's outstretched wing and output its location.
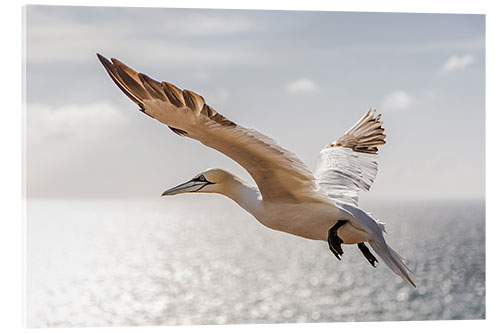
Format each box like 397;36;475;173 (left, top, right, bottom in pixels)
97;54;328;204
314;109;386;206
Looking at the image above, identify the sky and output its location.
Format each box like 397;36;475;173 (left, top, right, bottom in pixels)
24;6;485;201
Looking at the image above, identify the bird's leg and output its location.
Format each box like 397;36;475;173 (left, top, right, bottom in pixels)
357;242;378;267
328;220;348;260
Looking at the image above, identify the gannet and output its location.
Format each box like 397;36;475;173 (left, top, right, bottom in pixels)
97;54;415;287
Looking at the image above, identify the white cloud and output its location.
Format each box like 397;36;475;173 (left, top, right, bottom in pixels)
285;78;318;93
26;34;265;66
26;9;262;66
440;55;475;73
381;90;412;112
26;102;127;142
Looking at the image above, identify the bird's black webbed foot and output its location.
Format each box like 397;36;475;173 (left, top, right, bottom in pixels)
357;242;378;267
328;220;348;260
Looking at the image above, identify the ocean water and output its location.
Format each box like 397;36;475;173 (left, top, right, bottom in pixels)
25;197;485;327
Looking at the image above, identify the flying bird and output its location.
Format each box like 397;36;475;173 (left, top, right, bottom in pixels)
97;54;415;287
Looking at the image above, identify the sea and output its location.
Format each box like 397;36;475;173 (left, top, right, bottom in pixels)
25;197;485;327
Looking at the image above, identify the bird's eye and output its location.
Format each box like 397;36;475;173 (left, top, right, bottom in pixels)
198;175;206;182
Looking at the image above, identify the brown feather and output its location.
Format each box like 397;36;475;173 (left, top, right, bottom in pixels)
110;58;142;83
162;82;184;106
138;73;166;101
97;54;143;106
329;109;386;155
201;104;216;117
114;64;150;101
168;126;188;136
98;54;240;133
183;90;205;112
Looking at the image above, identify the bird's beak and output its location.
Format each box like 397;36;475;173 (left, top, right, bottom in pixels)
161;179;208;196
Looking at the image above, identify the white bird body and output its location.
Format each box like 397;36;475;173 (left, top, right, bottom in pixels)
238;188;376;245
97;54;415;287
260;201;373;244
210;174;359;242
258;201;346;241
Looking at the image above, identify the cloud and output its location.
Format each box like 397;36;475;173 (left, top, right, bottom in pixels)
381;90;412;111
440;55;475;73
26;34;265;66
285;78;318;93
25;7;263;66
26;102;127;143
341;38;483;56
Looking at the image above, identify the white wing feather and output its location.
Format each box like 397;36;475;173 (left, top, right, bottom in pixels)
315;147;379;205
314;109;386;206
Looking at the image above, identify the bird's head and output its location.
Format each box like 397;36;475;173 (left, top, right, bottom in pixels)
161;168;234;196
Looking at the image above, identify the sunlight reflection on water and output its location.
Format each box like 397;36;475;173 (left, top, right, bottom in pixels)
26;197;485;327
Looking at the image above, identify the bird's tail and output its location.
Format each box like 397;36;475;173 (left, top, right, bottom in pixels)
335;201;415;287
368;239;416;287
